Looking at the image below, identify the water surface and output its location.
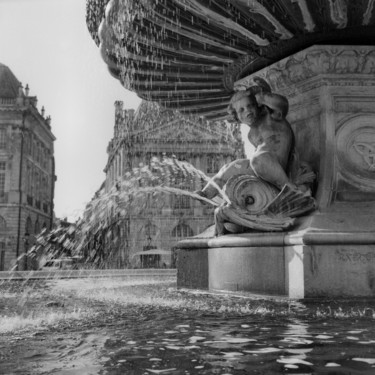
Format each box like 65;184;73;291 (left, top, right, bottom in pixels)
1;278;375;374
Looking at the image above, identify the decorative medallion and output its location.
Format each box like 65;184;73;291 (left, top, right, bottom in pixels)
337;115;375;190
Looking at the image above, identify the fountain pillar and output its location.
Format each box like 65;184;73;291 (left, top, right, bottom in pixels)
177;45;375;298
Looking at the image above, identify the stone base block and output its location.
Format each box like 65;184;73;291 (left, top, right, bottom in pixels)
177;230;375;299
177;246;285;295
299;245;375;298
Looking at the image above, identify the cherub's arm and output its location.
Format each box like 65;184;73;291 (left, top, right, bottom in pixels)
255;92;289;120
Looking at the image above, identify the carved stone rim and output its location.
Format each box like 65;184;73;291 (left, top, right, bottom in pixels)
177;230;375;249
234;45;375;93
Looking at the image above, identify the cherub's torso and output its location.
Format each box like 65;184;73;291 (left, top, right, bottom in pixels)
247;112;293;168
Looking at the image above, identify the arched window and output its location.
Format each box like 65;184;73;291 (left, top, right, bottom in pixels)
172;224;194;239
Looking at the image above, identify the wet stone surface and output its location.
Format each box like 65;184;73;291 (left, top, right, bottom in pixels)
1;278;375;374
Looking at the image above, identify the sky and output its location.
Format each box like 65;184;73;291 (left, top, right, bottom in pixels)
0;0;141;221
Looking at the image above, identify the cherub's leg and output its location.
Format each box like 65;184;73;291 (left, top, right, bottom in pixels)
251;151;296;190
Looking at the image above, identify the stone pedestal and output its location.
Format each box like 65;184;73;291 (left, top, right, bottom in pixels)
177;45;375;299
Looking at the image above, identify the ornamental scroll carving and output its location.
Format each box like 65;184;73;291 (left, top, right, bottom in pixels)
234;46;375;93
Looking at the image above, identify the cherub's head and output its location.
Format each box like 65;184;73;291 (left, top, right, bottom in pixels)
227;90;261;125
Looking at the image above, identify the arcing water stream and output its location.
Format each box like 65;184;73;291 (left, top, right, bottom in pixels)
14;157;225;270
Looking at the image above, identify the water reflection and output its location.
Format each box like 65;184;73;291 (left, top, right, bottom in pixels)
88;313;375;375
2;279;375;374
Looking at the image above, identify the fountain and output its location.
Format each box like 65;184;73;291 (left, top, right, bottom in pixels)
177;45;375;299
86;0;375;299
4;3;375;374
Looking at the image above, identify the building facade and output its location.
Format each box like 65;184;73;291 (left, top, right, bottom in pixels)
0;63;56;270
99;100;243;267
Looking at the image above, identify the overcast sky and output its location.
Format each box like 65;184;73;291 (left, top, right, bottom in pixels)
0;0;141;221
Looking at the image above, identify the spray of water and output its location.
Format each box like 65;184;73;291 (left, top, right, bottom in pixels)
21;157;230;270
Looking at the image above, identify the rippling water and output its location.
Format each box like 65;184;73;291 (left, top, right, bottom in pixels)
1;279;375;374
84;312;375;375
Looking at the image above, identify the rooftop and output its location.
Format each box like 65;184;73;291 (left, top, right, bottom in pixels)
0;63;22;99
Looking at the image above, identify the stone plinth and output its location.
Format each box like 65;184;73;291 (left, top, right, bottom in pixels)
177;45;375;299
177;229;375;298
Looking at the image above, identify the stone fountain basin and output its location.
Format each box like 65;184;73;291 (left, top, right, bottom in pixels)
177;214;375;299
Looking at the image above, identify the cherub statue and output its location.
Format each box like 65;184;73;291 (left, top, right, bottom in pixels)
196;78;315;235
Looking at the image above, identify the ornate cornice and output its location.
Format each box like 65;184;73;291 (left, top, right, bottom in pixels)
234;45;375;94
222;54;270;92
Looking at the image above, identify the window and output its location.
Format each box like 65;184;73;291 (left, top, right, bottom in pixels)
26;217;33;235
29;135;34;157
42;148;48;169
26;163;32;195
34;220;40;235
24;134;30;155
0;129;6;149
207;155;219;174
126;159;132;171
32;139;37;160
118;154;122;177
144;222;158;237
173;195;191;209
0;214;7;271
0;216;6;234
0;162;5;198
35;171;39;199
42;176;47;200
0;243;5;271
44;149;50;169
172;224;194;238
